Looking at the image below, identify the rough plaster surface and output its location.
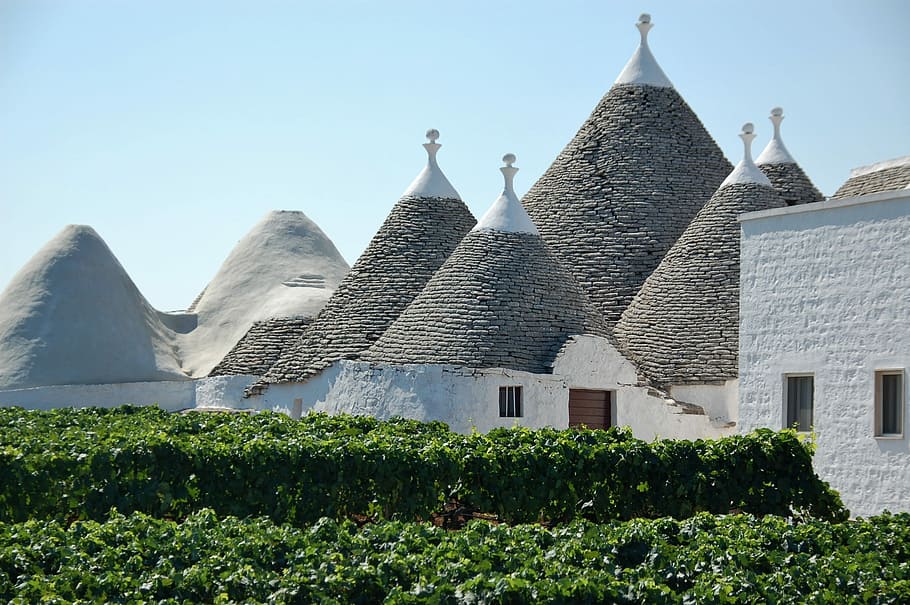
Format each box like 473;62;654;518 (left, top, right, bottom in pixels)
182;210;349;377
250;336;725;440
0;380;194;412
739;192;910;516
615;183;787;386
0;225;188;389
521;83;731;329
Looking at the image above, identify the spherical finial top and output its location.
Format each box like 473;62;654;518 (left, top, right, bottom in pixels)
742;122;755;135
770;107;783;117
639;13;651;24
425;128;440;144
502;153;517;167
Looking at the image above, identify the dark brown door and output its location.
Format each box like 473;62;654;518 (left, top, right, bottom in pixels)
568;389;613;429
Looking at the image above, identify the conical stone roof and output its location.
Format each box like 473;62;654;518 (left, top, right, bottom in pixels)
521;14;732;328
180;210;349;376
256;131;476;386
614;124;787;386
209;316;313;377
755;108;824;206
831;155;910;199
365;156;607;374
0;225;187;389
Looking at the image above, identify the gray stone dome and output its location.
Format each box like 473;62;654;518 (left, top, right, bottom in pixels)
364;229;607;374
758;162;824;206
209;316;313;377
521;83;732;329
614;182;787;386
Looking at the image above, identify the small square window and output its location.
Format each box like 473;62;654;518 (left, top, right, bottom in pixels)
785;375;814;432
876;370;904;437
499;386;522;418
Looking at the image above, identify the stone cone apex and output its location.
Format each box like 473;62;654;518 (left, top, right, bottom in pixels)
366;165;607;375
402;129;462;200
252;131;477;389
473;154;539;234
181;210;350;377
720;123;773;188
0;225;187;389
615;125;790;387
756;108;825;206
521;13;732;329
615;14;673;88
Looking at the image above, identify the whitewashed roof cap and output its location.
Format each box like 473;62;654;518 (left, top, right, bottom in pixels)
721;123;773;188
473;154;539;234
756;107;796;165
615;14;673;88
402;129;462;199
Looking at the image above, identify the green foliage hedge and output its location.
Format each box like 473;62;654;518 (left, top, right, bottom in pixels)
3;509;908;604
0;406;847;525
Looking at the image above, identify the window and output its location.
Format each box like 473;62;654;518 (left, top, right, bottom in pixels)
876;370;904;437
499;386;522;418
785;375;814;431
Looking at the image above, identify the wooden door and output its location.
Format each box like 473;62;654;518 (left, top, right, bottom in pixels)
568;389;613;430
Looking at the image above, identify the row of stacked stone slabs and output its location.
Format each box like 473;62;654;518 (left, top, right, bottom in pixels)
234;14;822;436
520;14;733;330
229;14;750;436
243;132;478;396
613;114;825;426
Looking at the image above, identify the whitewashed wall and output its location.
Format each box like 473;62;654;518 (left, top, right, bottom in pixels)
739;191;910;516
0;380;195;412
253;335;724;439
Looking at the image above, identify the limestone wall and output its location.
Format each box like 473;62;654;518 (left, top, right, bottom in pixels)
739;191;910;516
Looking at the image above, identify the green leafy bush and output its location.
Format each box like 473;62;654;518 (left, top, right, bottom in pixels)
1;509;907;604
0;406;846;525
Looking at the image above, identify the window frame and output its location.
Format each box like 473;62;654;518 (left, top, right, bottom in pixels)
498;386;523;418
783;373;814;432
875;369;905;439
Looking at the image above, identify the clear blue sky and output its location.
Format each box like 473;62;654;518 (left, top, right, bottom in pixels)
1;1;908;312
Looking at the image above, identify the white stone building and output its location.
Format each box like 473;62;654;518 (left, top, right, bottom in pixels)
738;186;910;516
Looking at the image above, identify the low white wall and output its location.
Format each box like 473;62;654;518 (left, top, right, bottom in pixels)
0;380;196;412
669;381;739;429
555;335;725;440
194;375;259;409
739;192;910;516
248;335;726;440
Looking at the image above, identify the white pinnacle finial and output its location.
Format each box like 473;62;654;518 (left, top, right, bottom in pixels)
720;122;772;188
769;107;784;140
423;128;441;163
402;128;461;199
501;153;518;193
740;122;756;160
637;13;653;43
756;107;796;165
615;13;673;88
472;152;539;235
